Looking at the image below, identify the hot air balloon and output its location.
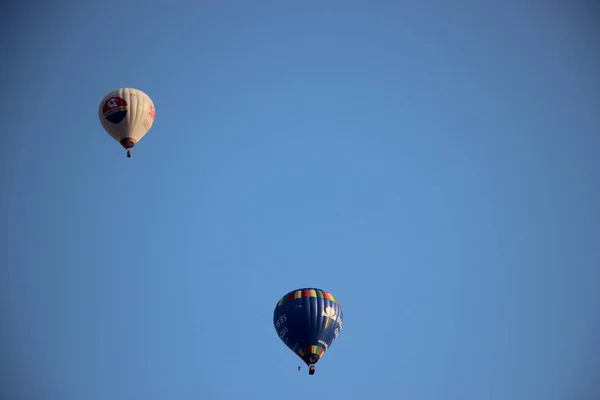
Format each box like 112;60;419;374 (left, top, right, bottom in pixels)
273;288;344;375
98;88;156;158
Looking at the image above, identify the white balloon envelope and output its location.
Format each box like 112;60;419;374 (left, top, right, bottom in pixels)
98;88;156;158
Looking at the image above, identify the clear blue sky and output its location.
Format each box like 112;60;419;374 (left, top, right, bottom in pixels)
1;2;599;399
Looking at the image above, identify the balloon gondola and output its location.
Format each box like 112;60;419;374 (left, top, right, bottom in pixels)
273;288;344;376
98;88;156;158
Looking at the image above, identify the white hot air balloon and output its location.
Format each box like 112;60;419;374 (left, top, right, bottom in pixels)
98;88;156;158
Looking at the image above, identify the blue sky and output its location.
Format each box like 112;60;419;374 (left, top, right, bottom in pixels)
1;2;599;399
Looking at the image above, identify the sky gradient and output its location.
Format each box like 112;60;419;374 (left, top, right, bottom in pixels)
1;2;600;399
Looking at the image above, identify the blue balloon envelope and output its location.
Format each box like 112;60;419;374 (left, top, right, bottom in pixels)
273;288;344;367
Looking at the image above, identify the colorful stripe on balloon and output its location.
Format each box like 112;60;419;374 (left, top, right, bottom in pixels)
276;288;341;308
296;344;327;358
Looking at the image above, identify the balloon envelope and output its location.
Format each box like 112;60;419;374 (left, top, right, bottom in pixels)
98;88;155;150
273;288;344;366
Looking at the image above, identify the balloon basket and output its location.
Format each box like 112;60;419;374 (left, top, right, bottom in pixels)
309;365;316;375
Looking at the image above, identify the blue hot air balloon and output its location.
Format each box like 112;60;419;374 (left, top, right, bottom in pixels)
273;288;344;375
